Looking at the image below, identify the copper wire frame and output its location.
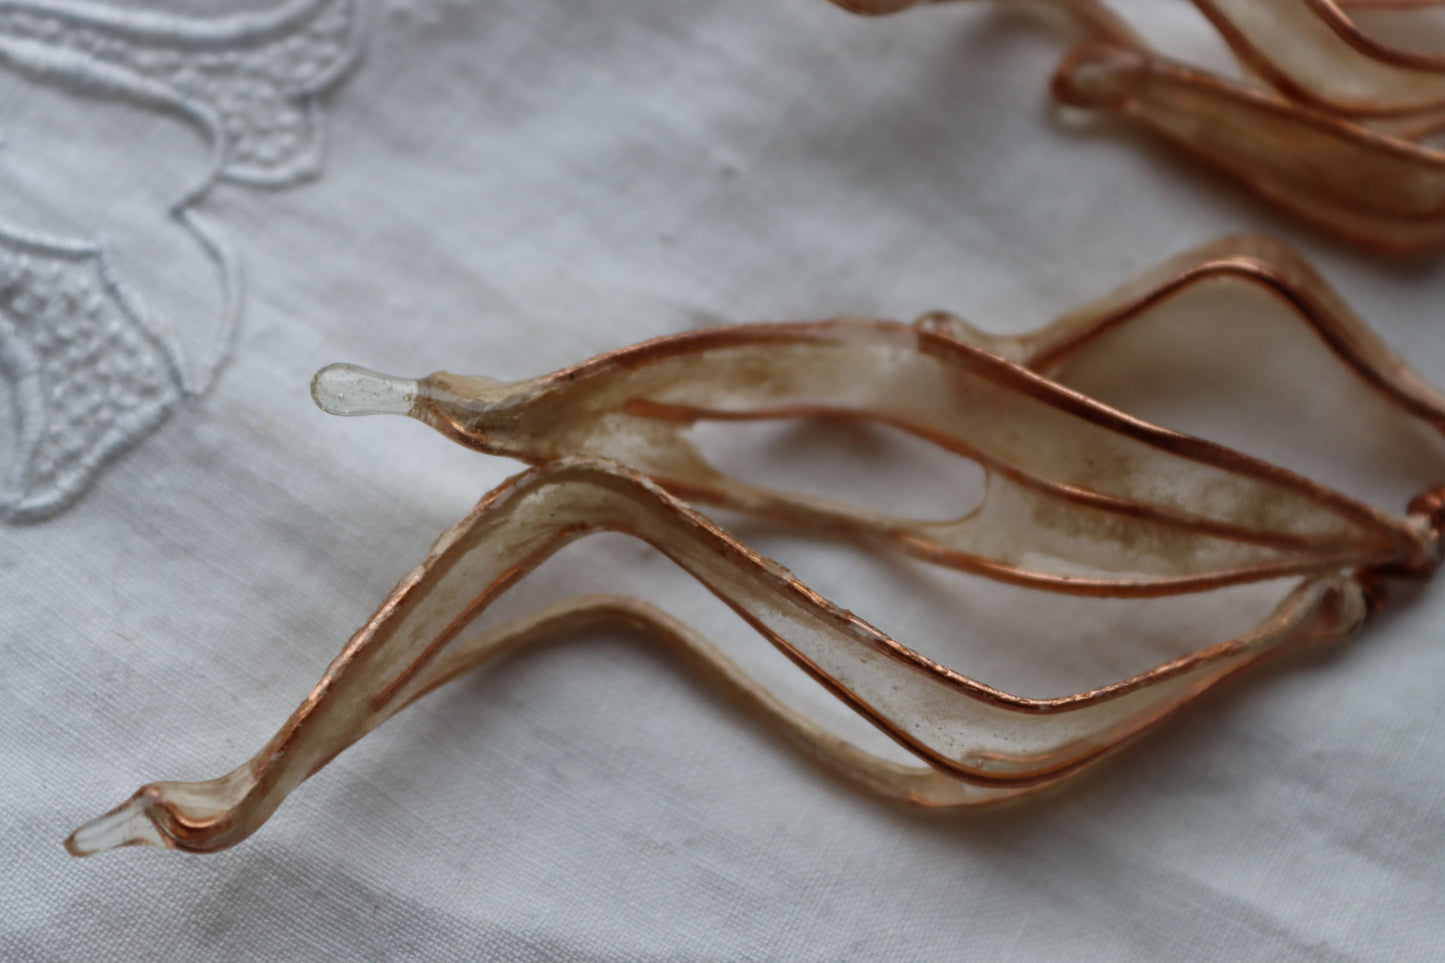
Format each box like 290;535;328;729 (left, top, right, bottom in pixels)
64;235;1445;856
834;0;1445;253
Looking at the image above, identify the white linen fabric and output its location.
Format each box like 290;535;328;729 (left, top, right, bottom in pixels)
5;1;1445;959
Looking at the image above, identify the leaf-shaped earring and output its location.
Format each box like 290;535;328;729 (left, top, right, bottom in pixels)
830;0;1445;252
64;236;1445;855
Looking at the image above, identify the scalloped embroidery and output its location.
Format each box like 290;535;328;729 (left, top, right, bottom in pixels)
0;0;365;521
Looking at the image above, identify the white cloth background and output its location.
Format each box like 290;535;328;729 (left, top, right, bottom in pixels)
5;0;1445;959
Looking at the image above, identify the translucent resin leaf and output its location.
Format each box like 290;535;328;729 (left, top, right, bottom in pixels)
67;238;1445;855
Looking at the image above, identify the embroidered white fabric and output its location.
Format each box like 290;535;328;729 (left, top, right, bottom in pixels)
5;0;1445;959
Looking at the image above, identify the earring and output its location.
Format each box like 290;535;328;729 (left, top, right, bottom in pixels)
65;235;1445;855
832;0;1445;252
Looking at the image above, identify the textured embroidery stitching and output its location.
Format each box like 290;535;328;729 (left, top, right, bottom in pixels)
0;0;365;521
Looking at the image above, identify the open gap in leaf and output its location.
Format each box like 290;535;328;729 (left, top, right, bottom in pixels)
688;415;988;523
